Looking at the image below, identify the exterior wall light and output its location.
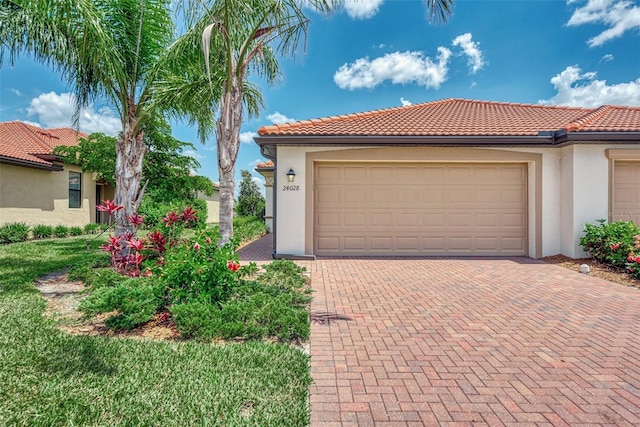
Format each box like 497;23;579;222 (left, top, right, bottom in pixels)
286;168;296;183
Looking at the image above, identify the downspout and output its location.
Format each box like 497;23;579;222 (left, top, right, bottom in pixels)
260;145;277;258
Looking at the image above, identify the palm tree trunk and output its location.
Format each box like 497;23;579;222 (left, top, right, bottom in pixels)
217;80;243;245
114;113;146;237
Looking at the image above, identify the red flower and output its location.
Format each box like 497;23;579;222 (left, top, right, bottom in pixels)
97;200;124;215
193;242;201;251
162;211;180;226
636;256;640;264
128;213;145;227
227;261;241;272
127;238;145;251
629;255;636;262
181;205;198;223
610;243;621;250
102;235;122;253
127;252;144;266
205;237;212;244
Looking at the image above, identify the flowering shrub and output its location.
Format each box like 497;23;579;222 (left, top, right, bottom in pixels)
160;230;242;304
580;219;640;279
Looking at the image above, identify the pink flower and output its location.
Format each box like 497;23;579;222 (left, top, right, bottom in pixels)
198;269;203;274
205;237;212;244
181;205;198;223
128;213;145;227
127;238;145;251
610;243;621;250
162;211;180;226
141;269;153;277
193;242;201;251
127;252;144;266
636;256;640;264
629;255;636;262
227;261;241;272
97;200;124;215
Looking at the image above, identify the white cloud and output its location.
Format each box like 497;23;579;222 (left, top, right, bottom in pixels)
26;92;121;135
400;97;412;106
183;149;205;161
567;0;640;47
334;48;452;90
10;88;22;96
452;33;486;74
267;112;295;124
343;0;385;19
539;65;640;107
601;53;615;61
239;131;258;144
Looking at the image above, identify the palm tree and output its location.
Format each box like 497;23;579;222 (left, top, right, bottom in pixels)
0;0;178;236
180;0;453;244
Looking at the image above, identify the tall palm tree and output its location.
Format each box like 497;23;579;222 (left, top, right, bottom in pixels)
180;0;453;245
0;0;179;236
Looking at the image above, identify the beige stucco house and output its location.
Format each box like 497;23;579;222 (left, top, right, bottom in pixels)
254;99;640;259
0;121;114;227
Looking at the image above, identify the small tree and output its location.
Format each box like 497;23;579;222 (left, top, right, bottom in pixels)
236;170;265;219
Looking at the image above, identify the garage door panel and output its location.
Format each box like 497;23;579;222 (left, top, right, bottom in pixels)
315;162;527;256
613;161;640;225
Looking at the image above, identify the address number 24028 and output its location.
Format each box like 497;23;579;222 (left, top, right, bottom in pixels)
282;185;300;191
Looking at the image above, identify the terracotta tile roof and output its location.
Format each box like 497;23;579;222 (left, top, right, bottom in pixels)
0;121;87;168
255;160;274;169
257;99;640;138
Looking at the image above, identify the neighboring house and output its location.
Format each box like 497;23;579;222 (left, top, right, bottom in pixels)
255;161;274;232
255;99;640;259
197;183;220;224
0;121;114;227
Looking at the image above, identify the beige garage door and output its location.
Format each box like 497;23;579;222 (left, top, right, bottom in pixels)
314;162;527;256
613;161;640;225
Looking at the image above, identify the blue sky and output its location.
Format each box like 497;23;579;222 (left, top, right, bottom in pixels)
1;0;639;188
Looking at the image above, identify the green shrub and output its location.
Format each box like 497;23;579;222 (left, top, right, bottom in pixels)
31;224;53;240
172;292;309;342
580;219;640;279
161;230;238;304
79;278;162;330
232;216;267;243
0;222;30;244
139;198;207;229
83;223;102;234
53;225;69;238
69;226;83;236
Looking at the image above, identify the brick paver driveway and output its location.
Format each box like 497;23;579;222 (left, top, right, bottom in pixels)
239;238;640;426
305;257;640;426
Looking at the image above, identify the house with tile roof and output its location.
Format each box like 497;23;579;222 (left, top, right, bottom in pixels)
0;121;114;227
254;98;640;259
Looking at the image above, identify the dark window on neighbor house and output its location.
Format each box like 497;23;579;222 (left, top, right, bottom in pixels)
69;172;82;208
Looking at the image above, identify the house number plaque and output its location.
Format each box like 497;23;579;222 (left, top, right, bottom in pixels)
282;185;300;191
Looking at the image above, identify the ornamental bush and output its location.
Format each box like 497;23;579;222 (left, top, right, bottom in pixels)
0;222;30;244
32;224;53;240
580;219;640;279
53;225;69;238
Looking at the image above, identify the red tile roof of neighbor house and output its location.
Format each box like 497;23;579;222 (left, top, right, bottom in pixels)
0;121;88;168
255;160;274;169
257;99;640;138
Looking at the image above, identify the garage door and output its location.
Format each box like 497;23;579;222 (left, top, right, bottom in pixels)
613;161;640;225
314;162;527;256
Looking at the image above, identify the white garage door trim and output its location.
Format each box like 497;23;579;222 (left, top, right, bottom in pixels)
313;162;528;256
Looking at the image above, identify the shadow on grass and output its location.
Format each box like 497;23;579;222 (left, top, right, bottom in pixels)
38;334;117;378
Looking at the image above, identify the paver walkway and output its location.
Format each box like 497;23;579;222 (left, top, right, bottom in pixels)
240;236;640;426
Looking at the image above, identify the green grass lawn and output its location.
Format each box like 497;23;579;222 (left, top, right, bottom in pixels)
0;237;311;426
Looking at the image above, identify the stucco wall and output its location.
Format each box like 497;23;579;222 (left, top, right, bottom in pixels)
197;190;220;224
0;163;97;226
272;143;638;259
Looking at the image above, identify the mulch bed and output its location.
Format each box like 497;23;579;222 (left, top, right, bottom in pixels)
541;254;640;289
